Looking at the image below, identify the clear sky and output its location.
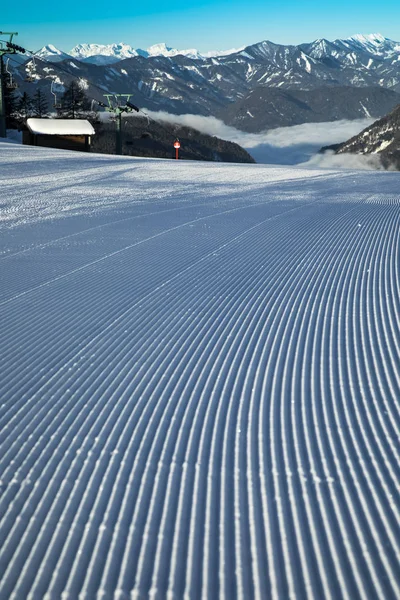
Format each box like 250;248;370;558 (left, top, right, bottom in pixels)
3;0;400;53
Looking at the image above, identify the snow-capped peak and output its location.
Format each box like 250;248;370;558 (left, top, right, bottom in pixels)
348;33;386;45
145;43;203;60
37;45;71;61
146;43;173;56
343;33;396;55
39;44;63;55
70;42;138;60
143;42;244;60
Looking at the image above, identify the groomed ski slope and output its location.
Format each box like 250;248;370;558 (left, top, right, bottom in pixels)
0;142;399;600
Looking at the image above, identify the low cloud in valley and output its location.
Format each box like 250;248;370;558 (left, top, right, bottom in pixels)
129;110;382;169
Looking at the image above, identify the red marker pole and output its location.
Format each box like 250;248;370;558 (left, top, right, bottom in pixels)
174;139;180;159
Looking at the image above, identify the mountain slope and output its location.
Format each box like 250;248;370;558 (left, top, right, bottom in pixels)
336;103;400;168
218;86;400;131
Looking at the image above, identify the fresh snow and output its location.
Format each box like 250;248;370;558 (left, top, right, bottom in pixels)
0;142;399;600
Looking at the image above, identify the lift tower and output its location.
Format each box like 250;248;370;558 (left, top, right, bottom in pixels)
101;94;139;155
0;31;24;138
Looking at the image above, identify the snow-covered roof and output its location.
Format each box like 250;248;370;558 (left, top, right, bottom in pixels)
26;118;95;136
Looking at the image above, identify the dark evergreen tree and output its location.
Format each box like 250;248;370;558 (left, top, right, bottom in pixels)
16;92;34;121
32;89;49;118
59;80;91;119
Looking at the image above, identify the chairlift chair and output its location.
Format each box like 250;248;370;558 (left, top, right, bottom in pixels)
5;59;18;89
51;81;61;109
142;112;150;126
90;99;101;124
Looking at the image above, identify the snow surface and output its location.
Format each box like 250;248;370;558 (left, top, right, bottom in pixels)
26;118;95;136
0;142;399;599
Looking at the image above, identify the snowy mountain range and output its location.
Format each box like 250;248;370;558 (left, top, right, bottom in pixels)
36;33;400;66
38;41;243;64
14;33;400;131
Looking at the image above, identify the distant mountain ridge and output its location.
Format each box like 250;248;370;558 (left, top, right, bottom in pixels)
13;33;400;132
38;42;243;64
37;33;400;66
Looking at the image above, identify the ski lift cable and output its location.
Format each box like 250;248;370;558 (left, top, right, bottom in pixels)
6;52;146;118
5;49;174;135
7;51;164;136
21;48;141;110
7;50;112;101
0;38;25;53
6;53;101;114
5;52;117;106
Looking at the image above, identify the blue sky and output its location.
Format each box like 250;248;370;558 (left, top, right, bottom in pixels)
3;0;400;52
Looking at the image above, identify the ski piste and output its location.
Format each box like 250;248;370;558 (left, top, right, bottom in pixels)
0;142;399;599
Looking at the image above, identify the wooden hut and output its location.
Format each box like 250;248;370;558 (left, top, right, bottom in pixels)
24;119;95;152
